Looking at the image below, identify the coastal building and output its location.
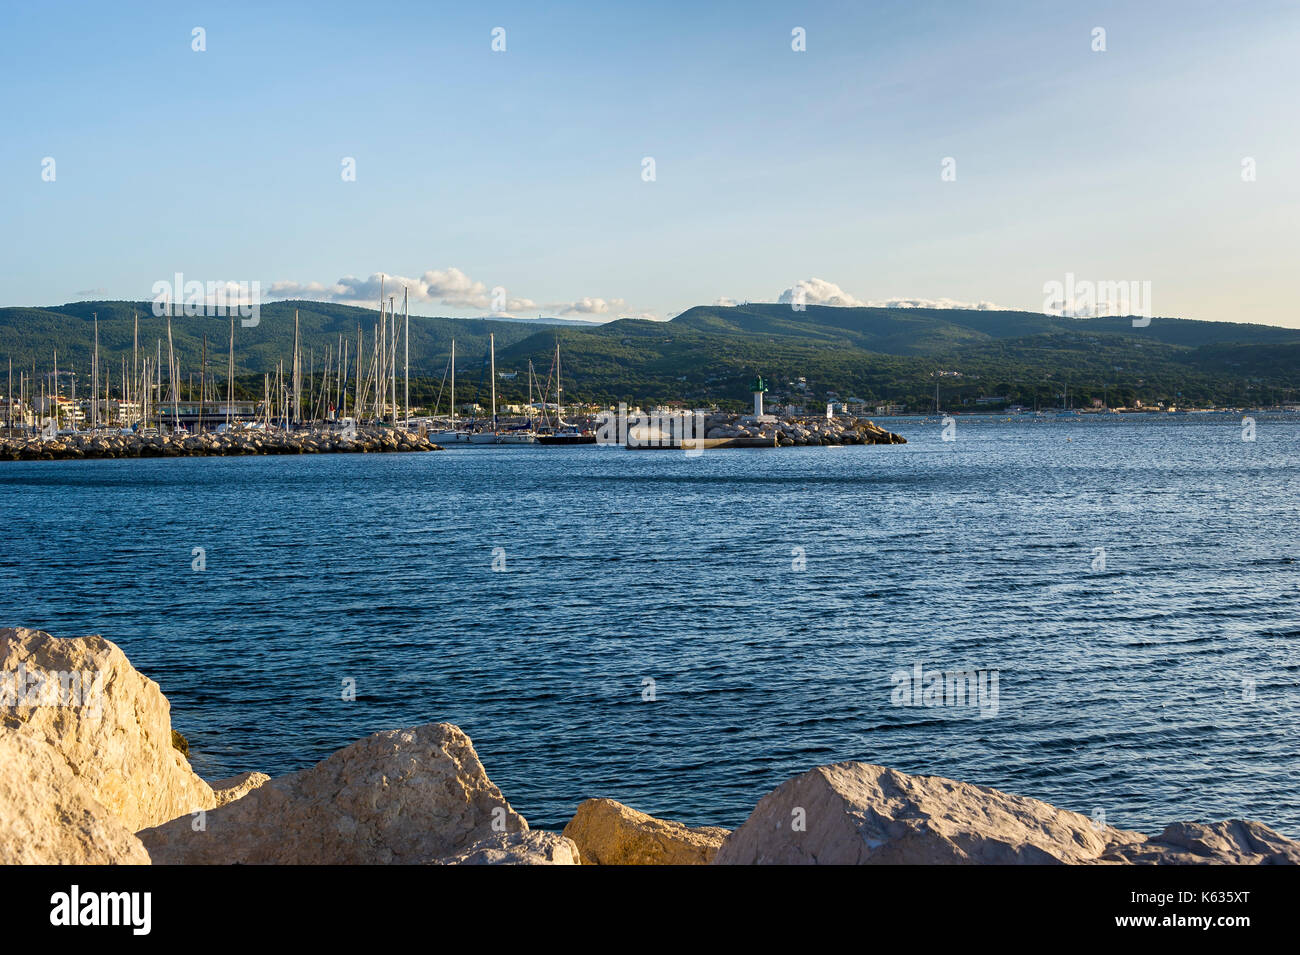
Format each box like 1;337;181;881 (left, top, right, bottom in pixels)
157;400;259;430
33;395;82;427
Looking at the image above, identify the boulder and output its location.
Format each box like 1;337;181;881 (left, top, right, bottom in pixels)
139;723;526;864
713;762;1144;864
439;831;580;865
1100;821;1300;865
0;627;215;832
210;771;271;807
562;798;730;865
0;731;150;865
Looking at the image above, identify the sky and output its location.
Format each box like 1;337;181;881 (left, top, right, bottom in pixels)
2;0;1298;325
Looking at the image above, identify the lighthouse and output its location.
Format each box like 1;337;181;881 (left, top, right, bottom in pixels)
751;374;768;417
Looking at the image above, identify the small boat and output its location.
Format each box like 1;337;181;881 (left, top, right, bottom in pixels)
537;429;595;445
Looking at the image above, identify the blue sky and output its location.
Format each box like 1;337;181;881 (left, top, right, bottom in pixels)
3;0;1298;325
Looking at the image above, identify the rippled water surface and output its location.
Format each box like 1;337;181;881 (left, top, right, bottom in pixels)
2;415;1298;832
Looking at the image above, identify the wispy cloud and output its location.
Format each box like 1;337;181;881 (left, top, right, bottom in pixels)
267;268;653;320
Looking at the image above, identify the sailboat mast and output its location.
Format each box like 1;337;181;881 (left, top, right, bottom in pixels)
389;294;397;425
166;319;178;433
199;334;207;434
292;309;301;427
450;340;456;429
227;317;235;429
489;333;497;432
91;313;99;429
403;287;409;426
377;275;385;420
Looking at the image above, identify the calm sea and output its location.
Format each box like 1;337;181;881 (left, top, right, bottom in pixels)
2;414;1297;834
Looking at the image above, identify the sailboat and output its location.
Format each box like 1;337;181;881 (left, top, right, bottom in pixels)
432;340;471;444
468;333;537;445
538;338;594;444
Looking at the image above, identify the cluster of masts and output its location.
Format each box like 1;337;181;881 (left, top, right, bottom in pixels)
1;275;588;441
266;276;415;430
0;277;423;435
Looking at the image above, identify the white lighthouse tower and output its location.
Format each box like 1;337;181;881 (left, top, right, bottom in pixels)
751;374;767;417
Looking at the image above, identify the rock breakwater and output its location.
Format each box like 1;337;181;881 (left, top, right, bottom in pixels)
0;427;442;461
630;413;905;448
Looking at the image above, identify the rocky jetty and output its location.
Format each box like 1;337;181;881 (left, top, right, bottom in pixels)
713;414;905;447
630;413;905;449
1;626;1296;865
0;426;441;461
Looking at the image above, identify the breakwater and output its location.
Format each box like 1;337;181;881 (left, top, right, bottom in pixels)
0;427;442;461
626;412;906;448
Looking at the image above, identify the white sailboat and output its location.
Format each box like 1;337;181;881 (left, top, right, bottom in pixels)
432;340;471;443
537;338;593;444
496;430;538;445
468;333;536;445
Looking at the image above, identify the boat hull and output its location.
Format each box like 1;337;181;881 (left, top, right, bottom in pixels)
537;433;596;445
433;431;472;444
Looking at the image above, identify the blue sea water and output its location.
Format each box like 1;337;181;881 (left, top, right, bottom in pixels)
1;415;1298;834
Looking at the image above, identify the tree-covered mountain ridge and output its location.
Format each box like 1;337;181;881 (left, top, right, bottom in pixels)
2;299;1298;410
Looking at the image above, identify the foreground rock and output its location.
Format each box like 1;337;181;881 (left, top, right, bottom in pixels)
0;627;215;832
139;724;527;864
0;425;442;462
715;762;1148;865
562;798;729;865
439;831;580;865
713;762;1300;865
0;732;150;865
210;771;271;807
1100;821;1300;865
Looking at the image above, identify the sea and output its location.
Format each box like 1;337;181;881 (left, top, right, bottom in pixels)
1;413;1297;834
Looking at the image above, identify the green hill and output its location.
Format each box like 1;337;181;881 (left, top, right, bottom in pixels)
3;299;1299;412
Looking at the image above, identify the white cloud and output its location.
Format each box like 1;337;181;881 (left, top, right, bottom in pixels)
551;296;621;316
267;268;648;320
777;278;866;308
770;278;1010;311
